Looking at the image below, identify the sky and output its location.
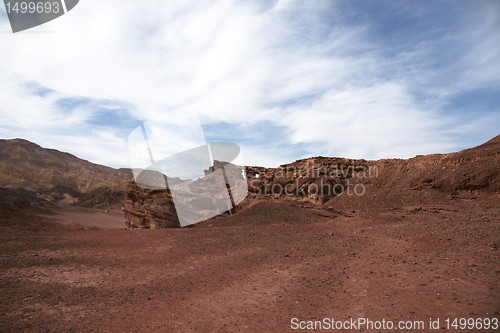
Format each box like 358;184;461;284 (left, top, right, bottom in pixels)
0;0;499;169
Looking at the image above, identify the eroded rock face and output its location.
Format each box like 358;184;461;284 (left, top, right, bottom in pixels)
123;161;248;228
123;135;500;228
123;159;362;228
245;158;369;203
122;182;180;229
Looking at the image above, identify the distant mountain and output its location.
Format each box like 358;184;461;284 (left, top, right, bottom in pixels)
0;139;133;211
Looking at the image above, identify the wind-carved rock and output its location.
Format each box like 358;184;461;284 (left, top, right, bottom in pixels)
122;181;180;229
123;161;247;229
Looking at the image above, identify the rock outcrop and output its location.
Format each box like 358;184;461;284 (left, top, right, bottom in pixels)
122;181;180;229
245;158;372;203
122;161;247;228
123;135;500;228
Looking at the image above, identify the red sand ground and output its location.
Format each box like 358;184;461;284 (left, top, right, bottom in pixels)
45;209;125;230
0;197;499;332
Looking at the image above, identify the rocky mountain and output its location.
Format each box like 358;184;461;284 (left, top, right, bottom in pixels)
124;135;499;228
0;139;133;211
1;135;498;228
249;134;500;212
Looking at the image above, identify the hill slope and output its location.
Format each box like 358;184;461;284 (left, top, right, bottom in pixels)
0;139;133;210
329;134;500;211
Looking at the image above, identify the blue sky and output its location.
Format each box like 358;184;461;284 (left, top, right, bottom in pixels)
0;0;499;168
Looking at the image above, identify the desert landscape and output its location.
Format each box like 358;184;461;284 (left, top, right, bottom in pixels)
2;0;499;331
0;136;498;332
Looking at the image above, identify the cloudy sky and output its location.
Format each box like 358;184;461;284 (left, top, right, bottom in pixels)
0;0;499;168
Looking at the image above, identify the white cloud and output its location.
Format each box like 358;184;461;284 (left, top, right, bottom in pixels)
0;0;498;168
280;82;459;160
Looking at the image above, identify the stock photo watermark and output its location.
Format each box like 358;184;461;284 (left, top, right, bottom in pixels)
127;113;248;227
247;162;379;199
3;0;79;33
290;316;499;331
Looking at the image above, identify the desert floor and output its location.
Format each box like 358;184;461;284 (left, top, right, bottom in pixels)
1;198;499;332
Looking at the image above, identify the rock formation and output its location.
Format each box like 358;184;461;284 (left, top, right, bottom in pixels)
123;135;500;228
122;181;180;229
123;161;247;229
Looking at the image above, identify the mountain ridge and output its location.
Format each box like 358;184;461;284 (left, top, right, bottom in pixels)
1;135;498;227
0;138;133;211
